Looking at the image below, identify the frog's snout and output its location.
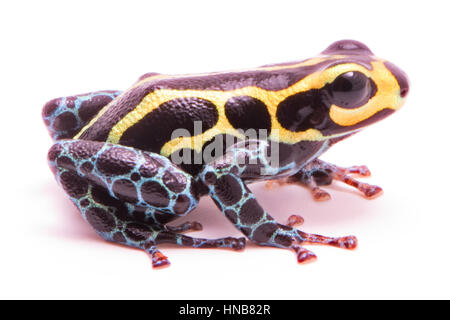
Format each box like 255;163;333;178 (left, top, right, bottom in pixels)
385;61;410;98
395;68;409;98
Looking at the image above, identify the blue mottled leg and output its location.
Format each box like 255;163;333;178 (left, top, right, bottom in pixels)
42;90;122;140
200;141;357;263
48;139;245;267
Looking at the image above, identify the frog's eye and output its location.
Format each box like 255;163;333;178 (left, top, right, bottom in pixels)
328;71;373;109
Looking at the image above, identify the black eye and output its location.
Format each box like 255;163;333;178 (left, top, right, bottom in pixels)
329;71;372;108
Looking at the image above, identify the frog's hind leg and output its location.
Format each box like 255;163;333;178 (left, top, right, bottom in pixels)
266;159;383;201
200;141;357;264
48;139;245;268
42;90;122;140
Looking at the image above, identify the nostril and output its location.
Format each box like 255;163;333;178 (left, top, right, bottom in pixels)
400;87;409;98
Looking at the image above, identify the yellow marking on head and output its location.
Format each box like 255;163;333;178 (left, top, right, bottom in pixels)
328;61;404;126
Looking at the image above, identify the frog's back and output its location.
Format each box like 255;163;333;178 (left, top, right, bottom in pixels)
76;61;319;145
75;50;377;177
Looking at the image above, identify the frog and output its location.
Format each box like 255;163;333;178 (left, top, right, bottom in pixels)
43;40;409;268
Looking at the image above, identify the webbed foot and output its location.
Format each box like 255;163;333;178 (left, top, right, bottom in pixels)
291;231;357;264
147;246;171;268
266;159;383;201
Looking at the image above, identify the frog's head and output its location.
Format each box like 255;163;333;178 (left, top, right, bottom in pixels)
275;40;409;143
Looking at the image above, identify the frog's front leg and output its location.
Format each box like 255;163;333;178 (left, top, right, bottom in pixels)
200;141;357;263
266;159;383;201
48;140;245;267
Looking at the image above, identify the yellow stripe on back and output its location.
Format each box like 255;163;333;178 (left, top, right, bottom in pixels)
107;61;385;156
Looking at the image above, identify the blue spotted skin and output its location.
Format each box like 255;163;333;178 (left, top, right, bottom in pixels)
43;91;122;140
48;140;245;267
49;140;200;221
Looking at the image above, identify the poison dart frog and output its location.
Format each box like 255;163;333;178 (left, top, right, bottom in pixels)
43;40;409;267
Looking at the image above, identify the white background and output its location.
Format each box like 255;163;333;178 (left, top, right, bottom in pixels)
1;0;449;299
